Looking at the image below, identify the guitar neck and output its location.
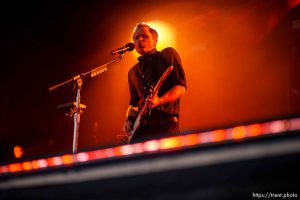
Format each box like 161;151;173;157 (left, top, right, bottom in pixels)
152;65;174;96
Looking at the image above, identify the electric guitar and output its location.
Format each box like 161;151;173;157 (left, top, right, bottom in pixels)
127;65;174;143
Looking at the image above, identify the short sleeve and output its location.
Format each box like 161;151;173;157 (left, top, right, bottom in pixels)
161;47;187;89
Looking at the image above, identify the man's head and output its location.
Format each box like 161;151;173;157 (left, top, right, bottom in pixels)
132;23;158;55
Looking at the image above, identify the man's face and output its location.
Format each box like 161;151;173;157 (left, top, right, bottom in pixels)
133;27;157;55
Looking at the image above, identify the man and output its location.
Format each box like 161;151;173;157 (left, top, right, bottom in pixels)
123;22;186;143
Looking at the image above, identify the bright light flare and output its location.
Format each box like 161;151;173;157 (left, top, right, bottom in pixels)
132;20;177;57
146;20;177;50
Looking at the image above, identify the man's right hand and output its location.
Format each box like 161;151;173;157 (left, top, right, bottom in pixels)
123;120;133;136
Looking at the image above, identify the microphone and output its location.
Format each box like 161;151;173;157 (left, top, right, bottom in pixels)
111;43;135;55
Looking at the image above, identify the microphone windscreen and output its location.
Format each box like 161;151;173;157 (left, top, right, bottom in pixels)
126;43;135;51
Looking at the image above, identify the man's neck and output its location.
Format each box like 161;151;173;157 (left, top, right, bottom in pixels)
142;48;157;55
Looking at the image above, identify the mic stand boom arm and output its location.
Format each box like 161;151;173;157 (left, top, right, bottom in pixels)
48;54;125;154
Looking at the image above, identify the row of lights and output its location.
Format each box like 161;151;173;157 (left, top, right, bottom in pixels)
91;66;107;77
1;117;299;175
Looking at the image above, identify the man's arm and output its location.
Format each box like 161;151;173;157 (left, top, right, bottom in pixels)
126;105;139;120
145;85;186;108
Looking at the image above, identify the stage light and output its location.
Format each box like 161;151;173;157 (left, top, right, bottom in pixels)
22;162;32;171
91;150;106;159
119;145;135;155
183;134;200;146
48;156;63;166
143;140;160;152
8;163;22;172
76;152;89;162
31;160;40;169
132;20;177;57
13;145;23;159
160;137;181;150
199;132;214;143
248;124;263;137
104;148;115;158
269;120;287;134
146;20;177;51
0;166;8;173
61;155;74;165
1;117;300;175
289;118;300;131
212;129;227;142
231;126;247;140
133;143;144;153
37;159;48;168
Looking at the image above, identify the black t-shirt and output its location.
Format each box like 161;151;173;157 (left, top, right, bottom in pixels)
128;47;186;119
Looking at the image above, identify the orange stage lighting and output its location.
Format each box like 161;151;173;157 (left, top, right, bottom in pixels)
133;143;144;154
1;118;299;175
76;152;89;162
22;162;33;171
31;160;40;169
13;145;23;159
212;129;227;142
146;21;177;51
183;134;200;147
143;140;160;152
31;159;48;169
8;163;22;173
132;20;177;57
90;150;106;160
47;157;63;166
231;126;247;140
269;120;288;134
160;137;181;150
248;124;263;137
61;155;74;165
119;145;135;156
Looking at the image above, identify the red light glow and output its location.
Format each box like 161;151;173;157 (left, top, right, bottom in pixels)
288;0;300;8
8;163;22;172
13;145;23;159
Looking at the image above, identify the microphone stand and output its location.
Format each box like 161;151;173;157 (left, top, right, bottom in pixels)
49;53;125;154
